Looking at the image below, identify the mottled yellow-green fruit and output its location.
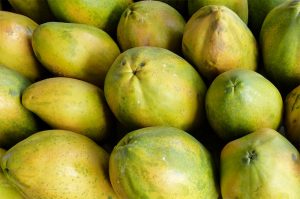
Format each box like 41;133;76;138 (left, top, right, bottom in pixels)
136;0;187;16
284;85;300;145
104;47;207;132
182;6;258;81
205;69;283;141
0;65;38;148
260;0;300;89
0;11;44;81
221;128;300;198
117;1;185;53
110;126;219;199
1;130;118;199
22;77;113;142
248;0;288;37
32;22;120;87
47;0;133;33
8;0;55;23
0;148;24;199
188;0;248;23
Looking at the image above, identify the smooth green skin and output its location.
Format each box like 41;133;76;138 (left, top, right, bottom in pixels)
248;0;288;37
284;85;300;145
0;11;44;81
104;46;207;132
22;77;113;143
0;65;38;148
47;0;133;32
8;0;55;23
182;5;258;81
188;0;248;23
221;128;300;198
109;126;219;199
117;1;186;53
1;130;117;199
260;0;300;90
0;148;24;199
205;69;283;141
32;22;120;87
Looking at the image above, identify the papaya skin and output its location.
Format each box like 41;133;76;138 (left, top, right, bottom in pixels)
260;0;300;90
285;85;300;145
47;0;133;33
221;128;300;198
22;77;113;143
188;0;248;23
117;1;185;53
8;0;55;23
1;130;118;199
182;6;258;81
32;22;120;87
104;46;207;132
0;65;39;148
109;126;219;199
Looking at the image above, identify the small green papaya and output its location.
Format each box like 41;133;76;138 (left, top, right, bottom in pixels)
0;65;39;148
8;0;55;23
260;0;300;90
188;0;248;23
22;77;113;143
47;0;133;32
32;22;120;87
0;11;45;81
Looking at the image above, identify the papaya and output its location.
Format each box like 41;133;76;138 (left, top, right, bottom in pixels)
32;22;120;87
1;130;117;199
0;148;24;199
104;46;207;132
47;0;133;33
8;0;55;23
109;126;219;199
117;1;185;53
260;0;300;90
22;77;113;142
248;0;289;37
205;69;283;141
0;65;39;148
221;128;300;198
188;0;248;23
0;11;44;81
182;6;258;81
284;85;300;145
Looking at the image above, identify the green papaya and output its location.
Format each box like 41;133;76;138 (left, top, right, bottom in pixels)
260;0;300;90
188;0;248;23
47;0;133;33
32;22;120;87
117;1;185;53
8;0;55;23
22;77;113;143
221;128;300;198
0;11;44;81
182;5;258;81
110;126;219;199
0;65;39;148
248;0;289;37
1;130;117;199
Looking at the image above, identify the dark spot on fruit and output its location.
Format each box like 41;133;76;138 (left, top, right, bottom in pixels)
121;60;126;66
4;168;9;173
291;94;300;111
242;150;257;165
293;119;297;123
139;62;146;67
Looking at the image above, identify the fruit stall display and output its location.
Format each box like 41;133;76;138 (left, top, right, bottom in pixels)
0;0;299;198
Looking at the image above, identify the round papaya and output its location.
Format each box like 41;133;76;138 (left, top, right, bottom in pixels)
109;126;219;199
